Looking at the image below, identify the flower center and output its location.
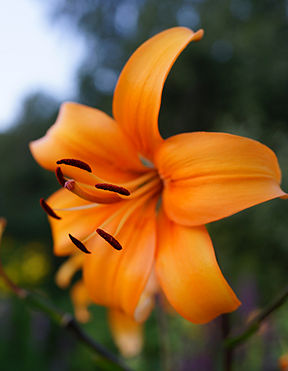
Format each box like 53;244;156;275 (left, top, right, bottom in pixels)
40;158;163;252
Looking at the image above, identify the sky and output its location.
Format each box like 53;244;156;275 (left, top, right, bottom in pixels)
0;0;85;132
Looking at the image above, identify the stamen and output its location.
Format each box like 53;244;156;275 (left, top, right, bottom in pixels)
40;198;61;220
56;159;92;173
55;166;66;187
95;183;130;196
96;229;122;251
69;234;91;254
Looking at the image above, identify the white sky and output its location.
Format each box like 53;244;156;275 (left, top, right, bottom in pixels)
0;0;85;132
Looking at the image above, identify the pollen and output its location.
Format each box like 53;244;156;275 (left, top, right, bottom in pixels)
40;198;61;220
95;183;130;196
68;234;91;254
56;158;92;173
96;229;123;250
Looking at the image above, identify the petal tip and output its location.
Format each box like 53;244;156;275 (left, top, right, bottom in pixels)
192;28;204;42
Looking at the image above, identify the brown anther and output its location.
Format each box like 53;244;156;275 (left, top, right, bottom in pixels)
68;234;91;254
55;166;66;187
40;198;61;220
96;229;122;251
64;179;75;191
95;183;130;196
56;158;92;173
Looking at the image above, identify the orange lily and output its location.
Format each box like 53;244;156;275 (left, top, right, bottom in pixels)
30;27;286;349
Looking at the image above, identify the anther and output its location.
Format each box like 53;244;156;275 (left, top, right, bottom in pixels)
68;234;91;254
55;166;66;187
40;198;61;220
96;229;123;251
56;159;92;173
95;183;130;196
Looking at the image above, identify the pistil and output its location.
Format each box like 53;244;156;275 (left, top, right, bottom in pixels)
64;180;122;203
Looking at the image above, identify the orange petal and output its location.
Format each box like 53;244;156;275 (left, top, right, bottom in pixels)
113;27;204;161
108;309;143;358
71;280;91;323
55;253;84;288
83;197;157;318
155;208;241;324
47;188;122;256
30;102;146;184
155;132;286;226
133;267;159;323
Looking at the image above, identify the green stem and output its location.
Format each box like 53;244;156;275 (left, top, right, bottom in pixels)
0;263;131;371
225;286;288;350
155;295;172;371
221;314;233;371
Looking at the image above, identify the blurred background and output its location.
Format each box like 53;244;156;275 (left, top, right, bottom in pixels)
0;0;288;370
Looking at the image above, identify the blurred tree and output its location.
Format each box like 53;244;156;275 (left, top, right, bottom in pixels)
0;93;58;239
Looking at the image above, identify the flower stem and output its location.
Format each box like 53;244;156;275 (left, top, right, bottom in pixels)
0;238;131;370
221;314;234;371
224;286;288;350
3;285;131;370
155;295;173;371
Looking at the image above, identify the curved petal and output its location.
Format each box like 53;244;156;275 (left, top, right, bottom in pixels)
83;197;157;318
108;309;143;358
134;267;159;323
113;27;204;161
155;208;240;324
47;188;122;256
155;132;286;226
71;280;91;323
55;253;84;288
30;102;146;184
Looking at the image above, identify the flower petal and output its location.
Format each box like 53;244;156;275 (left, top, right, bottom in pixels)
83;197;157;318
155;132;286;226
30;102;146;184
71;280;91;323
55;253;84;288
155;208;240;324
108;309;143;358
47;188;122;256
113;27;204;161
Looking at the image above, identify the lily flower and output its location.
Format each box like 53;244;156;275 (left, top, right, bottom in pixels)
30;27;286;343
